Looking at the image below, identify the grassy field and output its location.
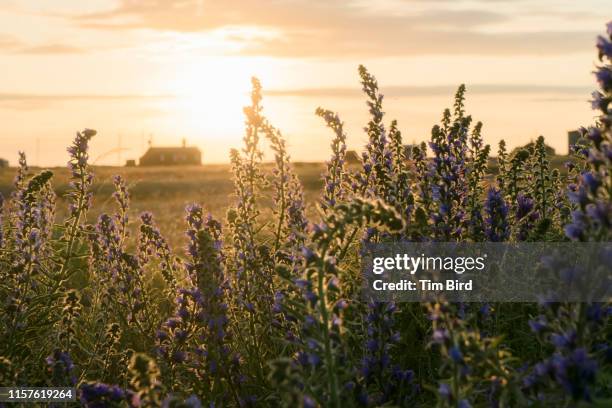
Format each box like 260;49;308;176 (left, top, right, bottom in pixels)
0;163;328;251
0;155;571;252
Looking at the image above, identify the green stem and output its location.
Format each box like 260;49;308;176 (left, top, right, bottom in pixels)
317;252;340;408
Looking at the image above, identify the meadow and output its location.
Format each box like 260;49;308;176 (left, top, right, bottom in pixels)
0;158;570;252
0;23;610;408
0;163;328;251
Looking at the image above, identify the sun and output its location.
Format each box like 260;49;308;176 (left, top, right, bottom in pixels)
169;58;254;127
148;49;285;152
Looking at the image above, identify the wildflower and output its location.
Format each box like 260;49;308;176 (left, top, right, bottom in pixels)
516;193;535;220
449;346;463;363
586;127;603;146
432;328;450;345
358;65;396;203
598;33;612;58
550;330;576;350
484;187;509;242
590;91;609;112
139;211;178;293
582;172;601;195
46;349;76;386
161;394;203;408
129;353;162;407
595;67;612;91
317;108;348;211
171;350;187;363
439;383;452;401
65;129;96;222
80;383;126;408
112;175;130;242
528;316;547;334
303;395;316;408
358;299;416;405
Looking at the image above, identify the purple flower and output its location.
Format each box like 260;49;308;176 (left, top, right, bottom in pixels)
449;346;463;363
317;108;348;212
432;328;450;345
46;349;76;386
438;383;452;401
582;172;600;195
595;67;612;91
550;330;576;350
516;193;534;220
171;350;187;363
301;247;316;262
458;400;472;408
303;395;316;408
596;35;612;59
484;187;509;242
586;202;611;227
564;223;584;241
80;383;126;408
528;317;547;333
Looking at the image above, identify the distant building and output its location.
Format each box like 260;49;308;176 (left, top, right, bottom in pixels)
139;140;202;166
125;159;136;167
568;130;585;154
345;150;361;164
0;158;8;168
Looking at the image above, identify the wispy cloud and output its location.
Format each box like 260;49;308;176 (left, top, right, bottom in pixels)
0;93;172;101
0;33;86;54
0;34;20;49
240;30;596;57
265;84;594;98
76;1;509;31
0;84;592;112
15;44;85;54
72;0;598;57
0;93;172;110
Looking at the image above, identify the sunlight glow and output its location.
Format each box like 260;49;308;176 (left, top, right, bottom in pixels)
166;58;262;137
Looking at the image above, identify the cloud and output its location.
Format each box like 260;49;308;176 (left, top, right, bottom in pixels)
0;33;86;54
77;1;508;31
71;0;599;57
0;34;21;49
241;30;596;57
264;84;594;98
16;44;85;54
0;1;18;12
77;0;345;31
0;93;172;110
0;93;171;101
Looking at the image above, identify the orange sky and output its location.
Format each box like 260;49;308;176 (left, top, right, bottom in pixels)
0;1;609;166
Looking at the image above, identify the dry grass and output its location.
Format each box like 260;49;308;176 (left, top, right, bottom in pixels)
0;163;327;251
0;156;570;252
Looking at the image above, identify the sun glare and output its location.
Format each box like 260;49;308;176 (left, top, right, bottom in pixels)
161;56;282;142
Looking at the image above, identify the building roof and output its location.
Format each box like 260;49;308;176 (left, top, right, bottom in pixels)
345;150;361;163
142;146;201;155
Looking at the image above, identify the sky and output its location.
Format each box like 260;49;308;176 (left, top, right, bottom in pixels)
0;0;609;166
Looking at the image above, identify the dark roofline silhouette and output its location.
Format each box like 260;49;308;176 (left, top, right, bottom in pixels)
139;144;202;166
